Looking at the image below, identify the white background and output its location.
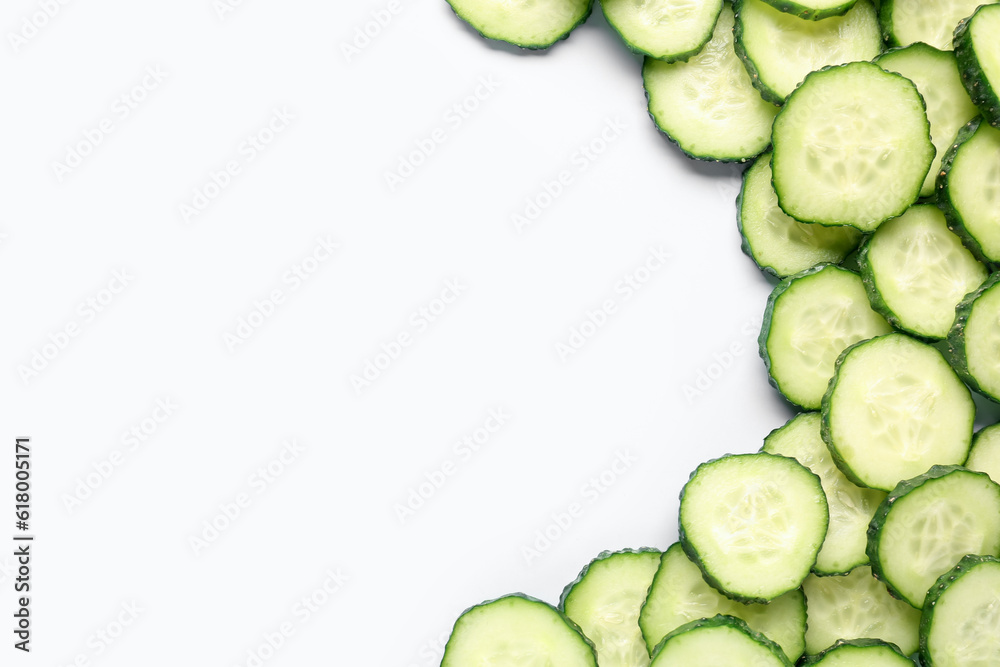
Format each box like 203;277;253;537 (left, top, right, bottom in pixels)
1;0;960;665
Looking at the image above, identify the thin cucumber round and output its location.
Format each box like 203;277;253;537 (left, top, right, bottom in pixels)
446;0;593;49
755;0;858;20
966;423;1000;483
442;594;597;666
600;0;723;62
760;264;892;411
650;615;792;667
734;0;881;104
858;204;987;340
920;554;1000;666
560;548;662;667
763;413;886;575
821;333;975;492
639;543;807;662
771;62;934;231
867;466;1000;609
879;0;998;51
802;566;921;656
947;273;1000;403
642;3;779;163
679;453;828;604
876;43;981;198
954;4;1000;129
802;639;914;666
937;118;1000;263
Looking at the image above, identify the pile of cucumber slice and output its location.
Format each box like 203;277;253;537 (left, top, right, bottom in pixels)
441;0;1000;664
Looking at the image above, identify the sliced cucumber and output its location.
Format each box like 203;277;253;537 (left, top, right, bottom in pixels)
867;465;1000;609
802;639;914;666
876;43;981;198
879;0;998;51
763;413;886;575
858;204;987;340
966;423;1000;483
600;0;723;62
954;4;1000;129
642;3;779;163
937;118;1000;263
442;594;597;666
679;453;828;603
760;264;892;411
947;273;1000;403
734;0;881;104
560;548;662;667
920;554;1000;666
755;0;858;20
802;566;921;656
821;333;975;492
639;543;807;661
650;615;792;667
446;0;593;49
771;62;934;231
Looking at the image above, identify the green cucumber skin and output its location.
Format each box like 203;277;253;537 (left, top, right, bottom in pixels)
857;234;921;341
755;0;858;20
954;7;1000;129
918;554;1000;665
735;157;785;279
878;0;901;47
601;0;722;62
558;547;662;611
732;2;785;105
946;272;1000;404
936;118;994;263
444;0;594;50
650;614;793;665
801;638;911;665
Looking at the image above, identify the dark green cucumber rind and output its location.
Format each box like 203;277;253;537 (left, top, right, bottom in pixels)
601;0;722;62
650;614;793;665
756;0;859;20
800;638;910;665
857;233;940;342
878;0;902;48
678;453;828;604
558;547;661;611
444;0;594;50
865;465;989;609
936;117;994;263
759;263;852;410
735;156;785;278
642;57;776;164
946;272;1000;404
954;7;1000;129
733;2;785;105
442;592;598;664
918;554;1000;665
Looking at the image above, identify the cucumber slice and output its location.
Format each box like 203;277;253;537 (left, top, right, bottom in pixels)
867;466;1000;609
822;333;975;492
441;594;598;666
802;566;921;656
445;0;593;49
966;423;1000;483
920;554;1000;666
734;0;881;104
600;0;723;62
639;543;807;662
738;152;862;279
937;118;1000;263
642;3;779;163
771;62;934;231
947;273;1000;403
755;0;859;20
879;0;999;51
858;204;987;340
802;638;914;666
876;43;981;198
650;615;792;667
679;453;828;604
760;264;892;411
560;548;662;667
763;413;886;575
955;4;1000;129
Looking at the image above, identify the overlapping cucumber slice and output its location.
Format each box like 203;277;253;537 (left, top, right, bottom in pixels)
955;4;1000;129
880;0;998;51
601;0;722;61
650;615;792;667
920;555;1000;666
967;423;1000;483
947;273;1000;403
937;118;1000;263
446;0;593;49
